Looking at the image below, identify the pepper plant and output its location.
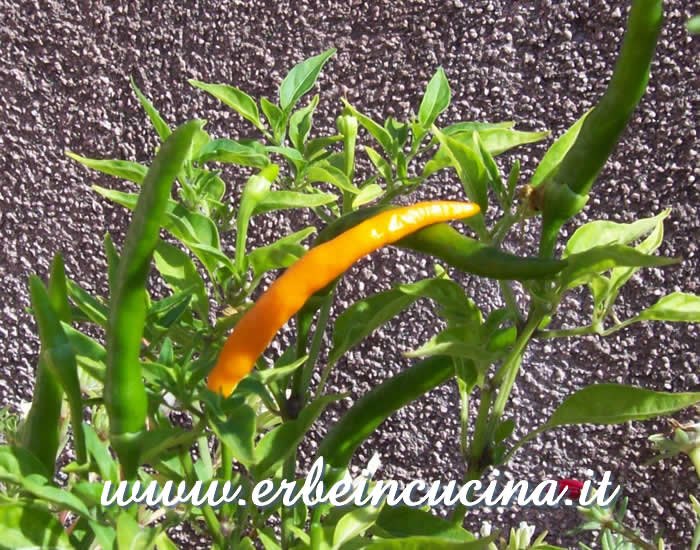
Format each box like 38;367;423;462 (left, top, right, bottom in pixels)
1;0;699;548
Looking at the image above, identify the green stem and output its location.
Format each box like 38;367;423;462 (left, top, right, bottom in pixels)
534;325;596;339
308;292;336;398
281;452;297;549
499;280;522;325
183;451;226;550
609;521;658;550
490;311;542;421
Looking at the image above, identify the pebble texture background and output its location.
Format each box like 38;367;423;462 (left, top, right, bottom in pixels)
1;0;698;546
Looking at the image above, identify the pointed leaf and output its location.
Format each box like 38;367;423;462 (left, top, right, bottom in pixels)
418;67;451;128
564;209;670;257
364;146;393;183
131;77;171;141
352;183;384;209
307;162;359;194
248;227;316;278
195;138;269;168
289;94;319;150
635;292;700;323
559;244;679;290
280;48;336;111
210;403;256;466
66;151;148;184
545;384;700;428
153;242;209;321
189;79;263;130
261;97;286;143
342;99;395;157
253;190;338;215
432;126;488;212
531;108;593;188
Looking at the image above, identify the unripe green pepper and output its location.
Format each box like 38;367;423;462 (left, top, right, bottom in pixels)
106;119;202;478
538;0;663;257
317;355;454;469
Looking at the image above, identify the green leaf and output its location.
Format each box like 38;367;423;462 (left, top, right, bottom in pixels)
362;536;493;550
307;162;360;194
195;138;269;168
22;476;93;519
384;117;409;149
364;146;393;183
474;132;505;206
404;327;501;362
130;77;171;141
150;290;192;328
253;190;338;215
258;528;283;550
559;244;679;290
635;292;700;323
289;94;320;151
431;126;488;212
83;422;119;483
306;135;344;160
442;120;515;135
117;511;158;550
67;279;108;326
531;108;593;188
280;48;336;112
153;241;210;321
352;183;384;209
332;503;384;550
189;79;263;130
253;394;343;479
545;384;700;428
0;445;50;484
564;209;671;257
591;211;668;318
210;403;256;466
342;99;395;158
418;67;451;129
247;227;316;279
374;506;476;542
0;502;73;550
261;97;286;143
472;127;549;156
66;151;148;184
92;186;221;248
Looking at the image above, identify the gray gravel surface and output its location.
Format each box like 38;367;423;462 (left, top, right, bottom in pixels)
1;0;698;547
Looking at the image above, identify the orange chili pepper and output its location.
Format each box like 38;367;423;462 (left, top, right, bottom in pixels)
207;200;480;396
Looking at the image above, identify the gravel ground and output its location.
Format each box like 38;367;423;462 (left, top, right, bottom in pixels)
1;0;698;547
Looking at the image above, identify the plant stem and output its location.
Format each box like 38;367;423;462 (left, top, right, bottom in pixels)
610;522;658;550
281;452;297;549
183;450;226;550
534;326;596;339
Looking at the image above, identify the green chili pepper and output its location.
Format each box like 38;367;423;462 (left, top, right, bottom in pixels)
537;0;663;257
316;355;454;469
106;119;201;478
25;263;87;470
21;255;71;476
315;205;567;281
